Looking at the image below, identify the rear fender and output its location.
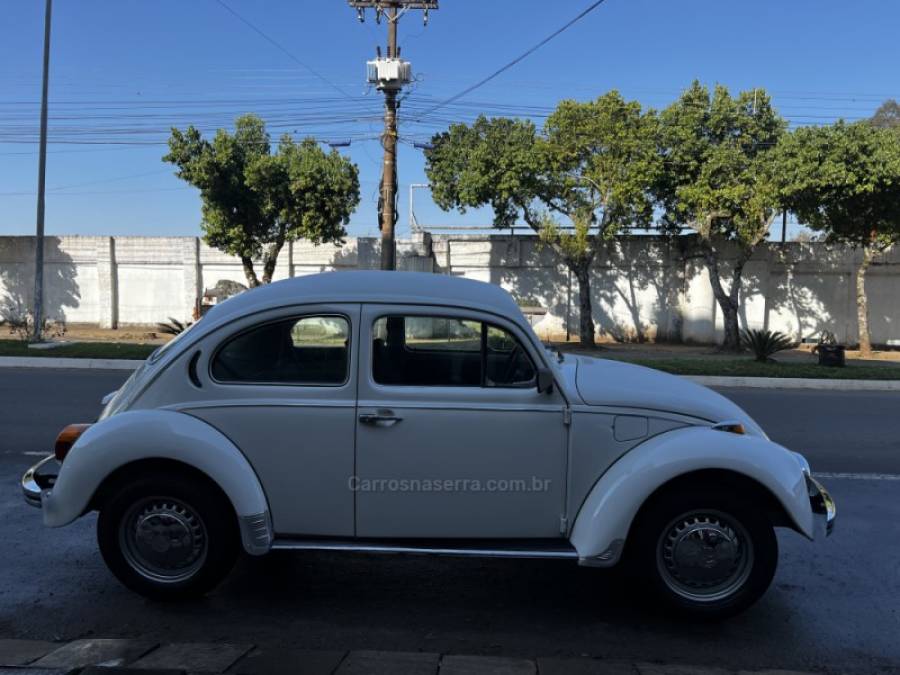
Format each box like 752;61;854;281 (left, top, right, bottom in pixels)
43;409;272;555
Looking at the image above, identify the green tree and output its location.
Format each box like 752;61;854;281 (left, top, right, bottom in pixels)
426;92;659;347
165;114;360;287
656;82;786;351
871;99;900;129
777;121;900;355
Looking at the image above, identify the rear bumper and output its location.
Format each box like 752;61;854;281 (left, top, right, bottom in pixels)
22;455;59;509
806;473;836;537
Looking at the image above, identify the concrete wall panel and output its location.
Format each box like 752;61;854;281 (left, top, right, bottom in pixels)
0;234;898;347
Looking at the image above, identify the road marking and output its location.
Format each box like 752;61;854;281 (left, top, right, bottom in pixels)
814;471;900;481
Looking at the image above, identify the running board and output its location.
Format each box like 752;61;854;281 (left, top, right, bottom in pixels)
270;538;578;560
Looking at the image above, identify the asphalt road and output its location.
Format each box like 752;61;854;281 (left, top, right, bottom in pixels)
1;368;899;674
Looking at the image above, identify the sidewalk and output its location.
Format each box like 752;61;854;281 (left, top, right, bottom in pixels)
0;638;819;674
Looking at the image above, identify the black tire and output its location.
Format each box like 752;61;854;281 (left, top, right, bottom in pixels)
97;470;239;600
628;489;777;619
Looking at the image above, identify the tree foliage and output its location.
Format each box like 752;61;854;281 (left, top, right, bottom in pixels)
656;82;786;350
426;92;659;346
871;99;900;129
776;121;900;353
165;114;360;287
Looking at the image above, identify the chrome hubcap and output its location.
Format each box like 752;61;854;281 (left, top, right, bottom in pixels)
657;510;753;603
120;498;207;583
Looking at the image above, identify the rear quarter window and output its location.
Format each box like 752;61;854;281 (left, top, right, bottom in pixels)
211;315;350;385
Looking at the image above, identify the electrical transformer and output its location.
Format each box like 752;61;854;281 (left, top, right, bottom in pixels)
366;58;413;91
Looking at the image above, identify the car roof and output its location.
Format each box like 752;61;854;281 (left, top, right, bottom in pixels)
205;271;523;325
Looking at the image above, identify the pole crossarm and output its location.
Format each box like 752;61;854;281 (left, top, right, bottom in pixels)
348;1;438;8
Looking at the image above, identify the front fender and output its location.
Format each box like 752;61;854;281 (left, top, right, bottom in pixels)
570;426;812;566
42;409;272;555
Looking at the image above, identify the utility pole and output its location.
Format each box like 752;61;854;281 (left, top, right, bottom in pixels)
31;0;53;342
349;1;437;270
380;5;399;270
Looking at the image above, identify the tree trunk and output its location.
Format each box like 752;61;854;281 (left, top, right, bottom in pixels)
516;202;597;346
574;264;596;348
719;299;741;352
856;245;874;357
241;257;260;288
261;242;285;285
704;247;745;352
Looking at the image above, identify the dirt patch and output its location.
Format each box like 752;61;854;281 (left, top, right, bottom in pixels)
53;324;172;345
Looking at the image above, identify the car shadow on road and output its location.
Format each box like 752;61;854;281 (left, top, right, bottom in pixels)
216;549;722;639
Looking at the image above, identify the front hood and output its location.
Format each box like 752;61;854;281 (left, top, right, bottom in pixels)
571;356;764;435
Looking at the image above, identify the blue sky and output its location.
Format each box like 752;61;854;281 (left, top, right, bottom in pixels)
1;0;898;239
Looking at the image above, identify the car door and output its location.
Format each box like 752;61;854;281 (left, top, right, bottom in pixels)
355;304;568;539
183;304;359;537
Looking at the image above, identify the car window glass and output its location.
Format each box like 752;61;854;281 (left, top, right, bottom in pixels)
212;315;349;385
372;316;536;388
485;325;536;387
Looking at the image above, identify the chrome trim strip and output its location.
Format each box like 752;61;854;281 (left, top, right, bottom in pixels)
239;511;273;556
269;540;578;559
21;455;56;509
355;401;564;414
806;474;836;537
577;538;625;568
22;473;42;508
173;399;356;412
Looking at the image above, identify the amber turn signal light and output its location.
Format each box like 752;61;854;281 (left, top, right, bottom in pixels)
711;421;746;435
54;424;92;462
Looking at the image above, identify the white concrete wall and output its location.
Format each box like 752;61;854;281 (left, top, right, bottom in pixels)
1;234;898;346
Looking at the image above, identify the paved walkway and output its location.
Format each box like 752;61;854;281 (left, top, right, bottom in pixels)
0;638;819;674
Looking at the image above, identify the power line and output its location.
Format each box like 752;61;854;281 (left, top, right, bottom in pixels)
0;187;191;197
46;168;174;192
413;0;610;121
212;0;357;100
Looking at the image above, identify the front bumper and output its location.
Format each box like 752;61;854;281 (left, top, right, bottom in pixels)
806;473;836;537
22;455;59;509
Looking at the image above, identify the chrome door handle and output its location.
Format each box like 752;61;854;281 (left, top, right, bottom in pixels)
359;411;403;427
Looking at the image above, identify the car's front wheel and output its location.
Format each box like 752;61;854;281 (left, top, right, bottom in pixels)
97;470;239;600
629;490;777;618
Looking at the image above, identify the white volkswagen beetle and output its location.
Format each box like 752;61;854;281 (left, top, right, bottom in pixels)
23;272;834;616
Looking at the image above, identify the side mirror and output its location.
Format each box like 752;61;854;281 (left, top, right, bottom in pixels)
536;367;554;394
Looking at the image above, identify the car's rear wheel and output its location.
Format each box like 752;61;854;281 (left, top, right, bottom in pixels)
629;490;777;618
97;471;239;600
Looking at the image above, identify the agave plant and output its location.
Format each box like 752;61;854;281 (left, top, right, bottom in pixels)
157;317;192;336
741;329;795;362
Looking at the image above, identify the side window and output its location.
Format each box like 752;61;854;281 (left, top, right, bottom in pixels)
485;325;537;387
212;315;349;385
372;315;536;388
404;317;481;352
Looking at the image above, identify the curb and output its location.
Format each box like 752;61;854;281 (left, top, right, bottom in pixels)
0;637;823;674
687;374;900;391
2;356;899;392
0;356;144;371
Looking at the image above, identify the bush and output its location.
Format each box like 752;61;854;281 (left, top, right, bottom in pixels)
0;296;66;341
740;329;795;362
157;318;192;336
